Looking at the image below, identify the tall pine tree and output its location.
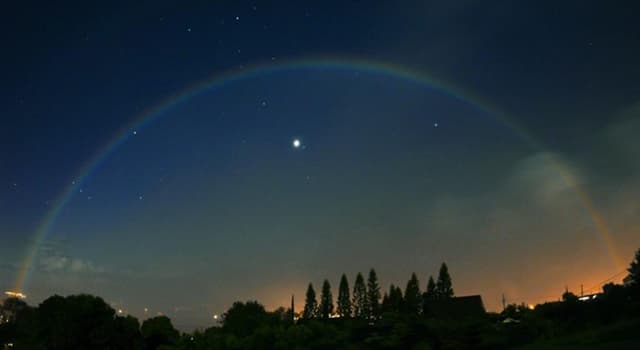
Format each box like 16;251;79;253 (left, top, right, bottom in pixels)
366;269;381;319
352;272;368;319
422;275;437;315
381;292;389;313
385;284;403;314
319;279;334;319
337;274;352;317
436;262;454;298
404;273;421;316
303;283;318;319
425;276;437;300
628;248;640;287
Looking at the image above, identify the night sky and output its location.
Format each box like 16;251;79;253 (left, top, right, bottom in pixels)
2;1;640;329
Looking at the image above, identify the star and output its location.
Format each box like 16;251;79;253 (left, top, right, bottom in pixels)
132;130;137;135
186;27;192;32
235;16;240;21
260;100;268;107
292;138;302;149
434;122;439;127
138;195;143;200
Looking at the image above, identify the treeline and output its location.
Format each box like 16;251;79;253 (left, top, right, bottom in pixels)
301;262;455;320
1;249;640;349
0;294;178;349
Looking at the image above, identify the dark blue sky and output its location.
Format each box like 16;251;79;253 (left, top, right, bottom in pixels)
2;1;640;329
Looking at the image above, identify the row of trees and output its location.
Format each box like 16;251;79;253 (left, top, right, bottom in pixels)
0;294;180;350
303;262;455;320
3;250;638;349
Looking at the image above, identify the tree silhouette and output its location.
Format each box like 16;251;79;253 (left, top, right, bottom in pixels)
222;301;275;338
141;315;179;350
303;283;318;319
337;274;352;318
34;294;121;350
381;291;389;313
562;290;579;303
425;276;437;300
404;273;422;315
366;268;381;319
628;248;640;287
113;315;144;350
382;284;403;314
320;279;334;319
352;272;368;319
436;262;454;298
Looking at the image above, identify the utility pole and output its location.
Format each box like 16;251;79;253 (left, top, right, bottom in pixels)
290;294;295;324
580;284;584;297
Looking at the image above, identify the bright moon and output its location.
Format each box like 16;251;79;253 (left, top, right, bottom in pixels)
292;139;301;148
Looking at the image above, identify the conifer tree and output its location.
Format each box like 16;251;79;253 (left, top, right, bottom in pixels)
352;272;368;318
386;284;403;313
436;263;454;298
628;248;640;287
381;292;390;313
425;276;437;300
404;273;421;315
319;279;334;319
366;269;381;319
303;283;318;319
337;274;352;317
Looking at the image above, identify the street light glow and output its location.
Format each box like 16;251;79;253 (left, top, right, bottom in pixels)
4;291;27;299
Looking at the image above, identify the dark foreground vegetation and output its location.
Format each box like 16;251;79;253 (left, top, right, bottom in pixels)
2;250;640;350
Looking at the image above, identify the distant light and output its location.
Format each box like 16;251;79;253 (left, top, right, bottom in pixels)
213;314;219;320
118;309;123;314
528;304;534;310
133;130;137;135
434;122;439;127
4;291;27;299
292;139;301;148
144;308;148;313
